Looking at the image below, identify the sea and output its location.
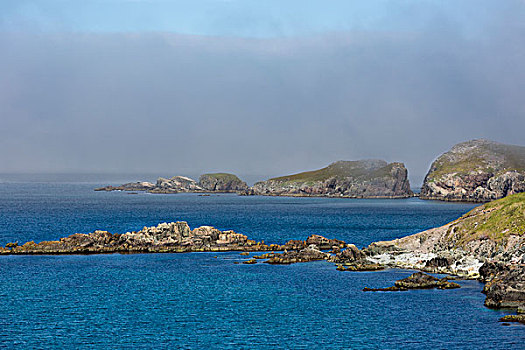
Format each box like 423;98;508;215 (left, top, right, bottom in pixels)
0;175;524;349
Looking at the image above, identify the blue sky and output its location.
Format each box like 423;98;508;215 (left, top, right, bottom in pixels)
0;0;506;37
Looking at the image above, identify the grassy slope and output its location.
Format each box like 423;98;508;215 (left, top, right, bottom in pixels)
428;141;525;180
268;161;396;184
200;173;241;181
449;192;525;245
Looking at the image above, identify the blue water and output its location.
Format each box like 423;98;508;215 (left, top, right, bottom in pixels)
0;181;524;349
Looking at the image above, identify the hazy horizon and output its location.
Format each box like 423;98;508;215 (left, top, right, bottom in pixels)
1;1;524;187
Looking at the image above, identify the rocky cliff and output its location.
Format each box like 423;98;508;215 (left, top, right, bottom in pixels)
249;160;413;198
366;192;525;310
367;192;525;276
198;173;248;192
420;139;525;202
95;173;247;194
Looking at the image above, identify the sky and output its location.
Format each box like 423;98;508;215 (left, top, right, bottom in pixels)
1;1;525;186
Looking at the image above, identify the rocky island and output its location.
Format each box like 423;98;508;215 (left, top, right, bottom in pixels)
420;139;525;202
0;222;348;255
246;159;413;198
95;173;248;194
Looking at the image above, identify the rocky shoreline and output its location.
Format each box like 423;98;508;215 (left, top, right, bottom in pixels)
3;193;524;325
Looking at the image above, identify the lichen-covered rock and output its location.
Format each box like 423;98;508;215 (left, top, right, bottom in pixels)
198;173;248;192
421;139;525;202
250;160;413;198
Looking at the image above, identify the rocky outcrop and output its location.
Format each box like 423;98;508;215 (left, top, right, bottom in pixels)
0;222;284;254
363;272;460;291
248;160;413;198
198;173;248;192
480;262;525;309
264;245;330;264
421;139;525;202
1;224;348;257
148;176;204;193
94;181;155;192
95;173;248;194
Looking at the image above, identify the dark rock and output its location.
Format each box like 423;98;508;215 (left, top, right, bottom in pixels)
363;272;461;293
482;263;525;309
265;245;329;265
395;272;461;289
305;235;346;250
330;244;365;263
336;260;384;272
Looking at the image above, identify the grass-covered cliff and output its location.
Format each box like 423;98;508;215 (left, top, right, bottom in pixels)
421;139;525;202
251;160;413;198
370;192;525;265
198;173;248;192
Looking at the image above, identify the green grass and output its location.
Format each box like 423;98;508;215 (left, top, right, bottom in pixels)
427;140;525;180
451;192;525;245
200;173;241;181
268;160;399;184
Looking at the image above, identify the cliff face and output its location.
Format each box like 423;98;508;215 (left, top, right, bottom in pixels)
250;160;413;198
198;173;248;192
421;139;525;202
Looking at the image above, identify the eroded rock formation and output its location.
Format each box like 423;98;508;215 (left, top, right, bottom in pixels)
421;139;525;202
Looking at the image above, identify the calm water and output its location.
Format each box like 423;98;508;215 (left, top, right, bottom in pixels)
0;181;524;349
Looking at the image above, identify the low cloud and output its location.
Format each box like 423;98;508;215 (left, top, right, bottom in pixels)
1;13;524;185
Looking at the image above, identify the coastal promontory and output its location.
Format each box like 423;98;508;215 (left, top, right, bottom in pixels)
420;139;525;202
95;173;247;194
247;159;413;198
366;192;525;309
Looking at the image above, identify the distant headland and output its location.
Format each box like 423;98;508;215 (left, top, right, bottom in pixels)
94;139;525;202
